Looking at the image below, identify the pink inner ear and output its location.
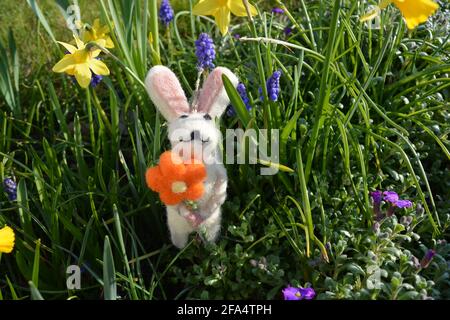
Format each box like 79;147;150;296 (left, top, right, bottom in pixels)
197;69;223;114
151;71;189;118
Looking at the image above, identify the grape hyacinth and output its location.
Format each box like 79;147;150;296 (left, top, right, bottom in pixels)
159;0;174;26
195;33;216;71
272;7;285;14
266;70;282;101
227;83;251;116
284;26;293;36
3;178;17;201
90;74;103;88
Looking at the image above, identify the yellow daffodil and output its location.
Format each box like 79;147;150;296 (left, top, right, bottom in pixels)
0;226;15;253
361;0;439;30
52;35;110;88
82;18;115;48
192;0;257;35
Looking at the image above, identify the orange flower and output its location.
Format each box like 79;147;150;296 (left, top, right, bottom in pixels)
146;151;206;205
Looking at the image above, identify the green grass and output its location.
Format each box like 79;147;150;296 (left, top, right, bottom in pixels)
0;0;449;300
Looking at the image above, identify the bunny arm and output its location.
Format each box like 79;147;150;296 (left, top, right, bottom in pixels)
201;165;228;216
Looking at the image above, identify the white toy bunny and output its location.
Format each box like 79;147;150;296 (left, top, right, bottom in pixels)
145;65;239;249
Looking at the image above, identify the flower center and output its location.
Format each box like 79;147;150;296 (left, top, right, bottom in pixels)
295;292;302;297
171;181;187;193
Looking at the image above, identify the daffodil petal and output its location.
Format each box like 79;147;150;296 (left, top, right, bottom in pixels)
192;0;219;16
89;59;110;76
0;226;15;253
393;0;439;29
229;0;257;17
52;55;77;73
74;63;92;88
57;41;77;54
105;37;115;49
215;7;231;35
74;35;85;49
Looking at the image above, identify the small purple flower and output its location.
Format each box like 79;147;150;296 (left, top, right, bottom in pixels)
371;190;383;220
3;178;17;201
237;83;251;110
233;33;241;40
265;70;282;102
394;199;413;209
282;285;316;300
195;33;216;71
159;0;174;26
370;191;383;205
383;191;399;204
227;83;252;117
272;7;284;14
284;26;293;36
420;249;436;268
90;73;103;88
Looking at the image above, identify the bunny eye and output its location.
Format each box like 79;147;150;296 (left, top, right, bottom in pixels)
204;114;212;120
180;114;189;119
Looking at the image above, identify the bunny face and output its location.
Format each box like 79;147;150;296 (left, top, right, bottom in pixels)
168;112;221;163
145;65;239;163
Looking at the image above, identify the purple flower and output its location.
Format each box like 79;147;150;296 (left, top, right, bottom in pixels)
233;33;241;39
272;7;284;14
420;249;436;268
284;26;293;36
195;33;216;71
159;0;174;26
282;285;316;300
3;178;17;201
227;83;252;117
394;199;413;209
264;70;282;102
370;191;383;205
383;191;399;204
90;73;103;88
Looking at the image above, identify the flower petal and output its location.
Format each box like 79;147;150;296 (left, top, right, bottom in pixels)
146;166;165;192
184;163;207;185
89;59;110;76
57;41;77;54
74;63;92;88
184;183;204;201
74;35;85;49
215;6;231;35
0;226;15;253
229;0;257;17
393;0;439;29
192;0;219;16
159;151;186;180
52;55;77;73
159;190;184;205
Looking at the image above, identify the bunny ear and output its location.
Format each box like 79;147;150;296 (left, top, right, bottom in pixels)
197;67;239;118
145;66;190;121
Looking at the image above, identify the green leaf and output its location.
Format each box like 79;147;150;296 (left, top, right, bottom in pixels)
103;236;117;300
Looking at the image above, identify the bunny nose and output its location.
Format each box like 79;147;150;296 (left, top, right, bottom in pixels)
190;130;200;140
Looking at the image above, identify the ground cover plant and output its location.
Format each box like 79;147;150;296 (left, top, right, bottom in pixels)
0;0;449;300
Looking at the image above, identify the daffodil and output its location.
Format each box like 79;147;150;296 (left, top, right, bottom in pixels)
0;226;15;253
82;18;115;48
192;0;257;35
361;0;439;30
52;36;110;88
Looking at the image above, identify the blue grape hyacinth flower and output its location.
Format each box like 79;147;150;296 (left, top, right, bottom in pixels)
159;0;174;26
195;33;216;71
3;178;17;201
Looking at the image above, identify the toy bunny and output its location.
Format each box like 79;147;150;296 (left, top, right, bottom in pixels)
145;65;239;249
